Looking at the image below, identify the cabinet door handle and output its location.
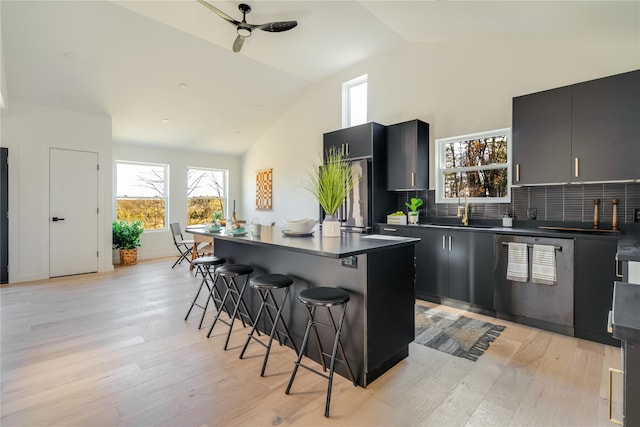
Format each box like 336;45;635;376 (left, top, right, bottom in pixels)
448;235;452;251
515;164;520;182
383;227;397;232
608;367;623;425
411;172;415;187
442;235;446;250
574;157;579;178
615;255;623;278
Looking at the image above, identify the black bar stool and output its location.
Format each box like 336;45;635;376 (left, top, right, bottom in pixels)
239;274;299;376
285;286;357;418
206;264;255;350
184;255;226;329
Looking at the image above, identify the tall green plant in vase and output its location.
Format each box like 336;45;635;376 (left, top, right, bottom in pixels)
307;147;355;237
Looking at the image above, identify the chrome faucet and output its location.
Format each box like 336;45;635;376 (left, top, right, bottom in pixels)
457;192;469;226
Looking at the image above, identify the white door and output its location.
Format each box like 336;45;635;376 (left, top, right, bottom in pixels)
50;148;98;277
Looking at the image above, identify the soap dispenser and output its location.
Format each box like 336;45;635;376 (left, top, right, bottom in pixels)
502;211;513;228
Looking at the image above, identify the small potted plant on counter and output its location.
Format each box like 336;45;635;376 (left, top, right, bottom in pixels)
405;197;423;225
112;220;144;265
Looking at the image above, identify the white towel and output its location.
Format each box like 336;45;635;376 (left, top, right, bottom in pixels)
507;242;529;282
532;244;557;286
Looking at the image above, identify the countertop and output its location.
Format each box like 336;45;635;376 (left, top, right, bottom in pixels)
617;232;640;262
612;281;640;342
188;226;420;259
377;221;621;241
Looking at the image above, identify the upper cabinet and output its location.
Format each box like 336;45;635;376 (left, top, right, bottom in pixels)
512;87;572;185
512;70;640;185
322;122;385;159
386;119;429;191
571;70;640;182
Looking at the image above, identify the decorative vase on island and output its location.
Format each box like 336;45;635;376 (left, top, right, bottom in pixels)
322;215;341;237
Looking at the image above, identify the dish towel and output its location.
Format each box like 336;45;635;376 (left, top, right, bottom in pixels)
532;244;557;286
506;242;529;282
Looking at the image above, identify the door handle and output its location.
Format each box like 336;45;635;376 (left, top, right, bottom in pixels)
574;157;579;178
52;217;65;222
411;172;415;187
615;255;623;278
448;235;452;251
515;164;520;182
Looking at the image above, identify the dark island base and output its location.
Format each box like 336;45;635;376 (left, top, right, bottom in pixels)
213;238;416;387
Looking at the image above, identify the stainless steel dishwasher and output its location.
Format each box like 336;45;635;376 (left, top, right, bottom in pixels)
494;234;575;336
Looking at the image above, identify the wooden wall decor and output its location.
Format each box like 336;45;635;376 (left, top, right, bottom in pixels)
256;168;273;210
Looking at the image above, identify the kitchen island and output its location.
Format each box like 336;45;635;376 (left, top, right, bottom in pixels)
190;227;419;387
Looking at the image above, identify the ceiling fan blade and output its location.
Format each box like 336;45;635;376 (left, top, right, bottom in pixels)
196;0;240;26
258;21;298;32
232;35;245;53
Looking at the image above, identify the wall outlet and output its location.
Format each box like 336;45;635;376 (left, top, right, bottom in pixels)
634;208;640;223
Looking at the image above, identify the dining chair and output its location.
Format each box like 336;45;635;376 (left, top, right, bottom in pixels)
170;222;196;269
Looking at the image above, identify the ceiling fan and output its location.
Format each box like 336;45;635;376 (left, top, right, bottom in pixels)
196;0;298;53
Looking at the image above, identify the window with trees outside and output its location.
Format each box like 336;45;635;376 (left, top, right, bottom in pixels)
342;74;367;128
435;128;511;204
115;161;168;230
187;167;227;225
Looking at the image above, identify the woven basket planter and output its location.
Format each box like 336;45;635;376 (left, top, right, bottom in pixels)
119;248;138;266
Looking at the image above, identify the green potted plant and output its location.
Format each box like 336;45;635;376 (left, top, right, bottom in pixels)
405;197;423;225
112;220;144;265
306;147;356;237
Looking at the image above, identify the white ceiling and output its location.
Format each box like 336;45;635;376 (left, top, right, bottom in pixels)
2;1;638;155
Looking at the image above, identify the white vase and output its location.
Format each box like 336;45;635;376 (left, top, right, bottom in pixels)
408;211;419;225
322;214;341;237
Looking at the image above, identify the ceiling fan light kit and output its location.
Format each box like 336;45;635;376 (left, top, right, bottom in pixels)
197;0;297;53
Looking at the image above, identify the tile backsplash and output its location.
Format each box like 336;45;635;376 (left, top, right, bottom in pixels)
396;182;640;224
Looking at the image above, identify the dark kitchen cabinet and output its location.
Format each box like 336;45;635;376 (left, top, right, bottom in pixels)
512;87;572;185
574;236;620;346
571;70;640;182
512;69;640;185
386;119;429;190
323;122;385;159
412;227;493;310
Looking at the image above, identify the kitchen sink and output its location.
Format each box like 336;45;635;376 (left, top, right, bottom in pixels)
425;223;495;229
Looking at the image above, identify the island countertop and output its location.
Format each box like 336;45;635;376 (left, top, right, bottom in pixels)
188;226;420;259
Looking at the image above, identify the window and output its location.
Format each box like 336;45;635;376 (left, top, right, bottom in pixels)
342;74;367;128
187;167;227;225
115;161;168;230
435;128;511;204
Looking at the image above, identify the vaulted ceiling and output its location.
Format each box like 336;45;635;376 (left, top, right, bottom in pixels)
2;1;637;155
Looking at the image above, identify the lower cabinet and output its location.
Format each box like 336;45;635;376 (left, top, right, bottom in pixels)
377;224;622;345
574;237;620;346
411;227;493;310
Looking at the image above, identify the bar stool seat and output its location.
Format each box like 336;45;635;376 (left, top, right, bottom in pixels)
239;274;298;376
184;256;226;329
206;264;254;350
285;286;357;418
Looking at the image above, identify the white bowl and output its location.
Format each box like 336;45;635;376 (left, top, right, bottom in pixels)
285;218;316;233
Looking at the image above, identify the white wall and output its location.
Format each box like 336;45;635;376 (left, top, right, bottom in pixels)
242;38;640;223
112;143;242;261
1;100;112;283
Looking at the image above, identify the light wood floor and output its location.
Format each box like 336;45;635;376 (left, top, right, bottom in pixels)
1;257;623;427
